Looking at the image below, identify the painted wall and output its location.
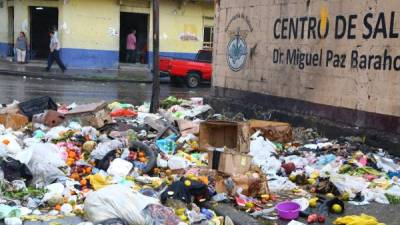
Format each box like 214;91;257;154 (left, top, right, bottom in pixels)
13;0;59;40
1;0;214;68
59;0;120;69
0;3;9;57
212;0;400;134
158;0;214;59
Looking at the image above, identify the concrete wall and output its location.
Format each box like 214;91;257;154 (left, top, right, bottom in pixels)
157;0;215;59
212;0;400;135
0;3;9;57
59;0;120;69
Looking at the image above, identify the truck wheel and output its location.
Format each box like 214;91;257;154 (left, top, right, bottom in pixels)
186;72;200;88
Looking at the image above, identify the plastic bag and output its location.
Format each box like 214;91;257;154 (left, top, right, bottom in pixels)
374;154;400;173
4;217;22;225
42;183;65;204
0;205;21;219
89;173;110;191
91;139;125;160
26;143;66;185
330;173;368;198
0;134;22;155
84;184;158;225
107;158;133;178
167;155;189;170
156;134;177;155
0;157;32;183
44;126;70;141
249;132;281;176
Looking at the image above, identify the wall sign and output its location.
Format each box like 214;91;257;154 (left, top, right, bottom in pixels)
225;14;252;72
227;29;248;72
272;8;400;71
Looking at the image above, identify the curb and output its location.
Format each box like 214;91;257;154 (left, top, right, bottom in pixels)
0;69;165;84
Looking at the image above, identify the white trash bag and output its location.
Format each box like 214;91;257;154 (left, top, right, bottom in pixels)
84;185;158;225
25;143;66;186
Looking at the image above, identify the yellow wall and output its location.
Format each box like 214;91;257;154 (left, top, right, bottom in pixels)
0;4;8;43
60;0;120;51
1;0;215;54
13;0;59;41
159;0;214;53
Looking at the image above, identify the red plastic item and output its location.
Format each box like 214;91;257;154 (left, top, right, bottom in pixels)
111;109;137;117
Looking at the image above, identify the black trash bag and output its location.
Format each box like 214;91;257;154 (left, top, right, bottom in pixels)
129;141;157;174
96;218;129;225
18;96;57;121
96;150;122;171
0;157;33;183
161;178;209;204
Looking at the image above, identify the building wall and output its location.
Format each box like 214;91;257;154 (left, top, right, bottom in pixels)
157;0;215;60
212;0;400;134
0;0;214;68
0;4;9;57
59;0;120;69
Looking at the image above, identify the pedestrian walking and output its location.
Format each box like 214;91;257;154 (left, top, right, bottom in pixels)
16;32;29;64
126;30;137;63
45;31;66;72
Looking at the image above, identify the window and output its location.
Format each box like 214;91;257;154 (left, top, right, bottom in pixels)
203;26;214;49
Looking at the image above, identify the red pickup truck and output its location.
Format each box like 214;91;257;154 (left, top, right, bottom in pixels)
160;49;212;88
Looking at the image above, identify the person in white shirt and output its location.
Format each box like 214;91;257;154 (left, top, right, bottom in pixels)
45;31;66;72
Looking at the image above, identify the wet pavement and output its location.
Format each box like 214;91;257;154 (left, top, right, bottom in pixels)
0;74;210;104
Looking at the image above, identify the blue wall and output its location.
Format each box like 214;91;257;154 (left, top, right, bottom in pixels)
60;48;119;69
0;42;12;58
38;47;198;69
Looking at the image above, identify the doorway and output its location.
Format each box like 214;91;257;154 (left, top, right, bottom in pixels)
29;6;58;59
8;7;14;56
119;12;149;64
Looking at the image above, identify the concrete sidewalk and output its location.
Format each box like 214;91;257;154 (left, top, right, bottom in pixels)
0;59;155;83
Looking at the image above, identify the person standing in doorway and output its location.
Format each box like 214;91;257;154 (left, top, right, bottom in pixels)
16;32;29;64
45;31;66;72
126;30;137;63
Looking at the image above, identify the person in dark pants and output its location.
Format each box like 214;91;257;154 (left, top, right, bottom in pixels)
45;31;66;72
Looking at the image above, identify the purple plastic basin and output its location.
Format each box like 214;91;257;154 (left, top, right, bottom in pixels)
275;201;301;220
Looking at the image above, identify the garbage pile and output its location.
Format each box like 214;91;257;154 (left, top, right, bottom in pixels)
0;96;397;225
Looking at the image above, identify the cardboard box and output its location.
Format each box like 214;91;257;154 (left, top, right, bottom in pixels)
249;120;293;143
200;121;250;153
0;113;29;130
64;102;111;128
208;150;252;175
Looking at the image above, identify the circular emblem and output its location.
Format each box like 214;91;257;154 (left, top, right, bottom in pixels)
227;35;248;72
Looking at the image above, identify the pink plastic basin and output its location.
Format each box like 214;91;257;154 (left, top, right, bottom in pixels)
275;201;301;220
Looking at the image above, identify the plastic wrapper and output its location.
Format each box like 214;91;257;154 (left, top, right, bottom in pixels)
84;185;158;225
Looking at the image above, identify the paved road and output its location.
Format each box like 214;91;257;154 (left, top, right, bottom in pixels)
0;74;210;105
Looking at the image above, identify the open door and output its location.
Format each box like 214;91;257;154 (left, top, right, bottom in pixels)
29;6;58;59
119;12;149;64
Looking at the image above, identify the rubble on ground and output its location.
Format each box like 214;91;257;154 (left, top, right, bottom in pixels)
0;96;397;225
